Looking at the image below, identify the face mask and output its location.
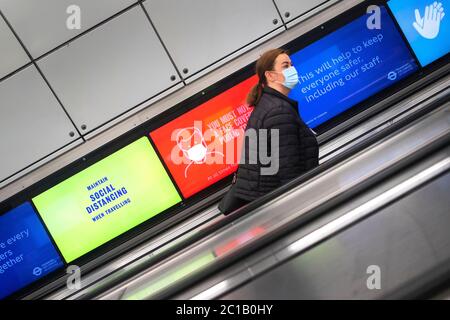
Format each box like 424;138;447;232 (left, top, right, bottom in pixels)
274;66;299;89
186;143;207;162
177;127;208;163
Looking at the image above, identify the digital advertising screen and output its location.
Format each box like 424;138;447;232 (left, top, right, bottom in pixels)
150;75;257;199
0;202;63;299
288;5;419;128
32;137;182;263
388;0;449;66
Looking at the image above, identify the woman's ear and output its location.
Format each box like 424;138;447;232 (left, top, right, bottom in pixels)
265;70;275;83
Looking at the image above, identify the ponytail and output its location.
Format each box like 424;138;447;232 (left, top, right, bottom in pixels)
246;82;263;106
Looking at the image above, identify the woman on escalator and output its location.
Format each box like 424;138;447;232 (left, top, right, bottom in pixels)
219;48;319;215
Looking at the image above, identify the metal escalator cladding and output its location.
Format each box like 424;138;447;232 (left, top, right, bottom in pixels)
119;226;267;300
221;170;450;299
214;226;267;258
122;252;216;300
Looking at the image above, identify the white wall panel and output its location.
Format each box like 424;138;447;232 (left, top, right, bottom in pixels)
38;6;181;134
0;0;137;58
143;0;282;78
274;0;330;24
0;14;29;79
0;65;79;183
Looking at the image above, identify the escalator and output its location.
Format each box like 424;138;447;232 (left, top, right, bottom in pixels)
216;169;450;300
62;90;450;300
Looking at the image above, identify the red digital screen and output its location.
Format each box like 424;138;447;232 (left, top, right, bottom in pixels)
150;75;257;198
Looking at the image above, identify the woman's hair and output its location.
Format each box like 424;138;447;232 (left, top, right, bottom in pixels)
247;48;289;106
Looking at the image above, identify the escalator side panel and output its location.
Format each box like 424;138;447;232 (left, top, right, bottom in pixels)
221;172;450;299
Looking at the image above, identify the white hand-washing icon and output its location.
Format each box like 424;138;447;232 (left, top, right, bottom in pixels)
413;2;445;39
176;127;224;178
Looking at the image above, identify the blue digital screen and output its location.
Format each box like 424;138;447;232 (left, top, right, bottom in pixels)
289;5;418;128
388;0;449;66
0;202;63;299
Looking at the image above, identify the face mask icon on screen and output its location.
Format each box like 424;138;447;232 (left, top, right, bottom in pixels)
176;127;224;178
413;2;445;39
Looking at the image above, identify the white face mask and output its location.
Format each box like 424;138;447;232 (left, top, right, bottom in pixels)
186;143;207;162
176;127;208;162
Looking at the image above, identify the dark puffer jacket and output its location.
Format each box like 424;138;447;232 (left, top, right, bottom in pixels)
233;86;319;201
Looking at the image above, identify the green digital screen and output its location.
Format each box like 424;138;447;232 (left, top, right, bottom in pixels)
32;137;182;263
